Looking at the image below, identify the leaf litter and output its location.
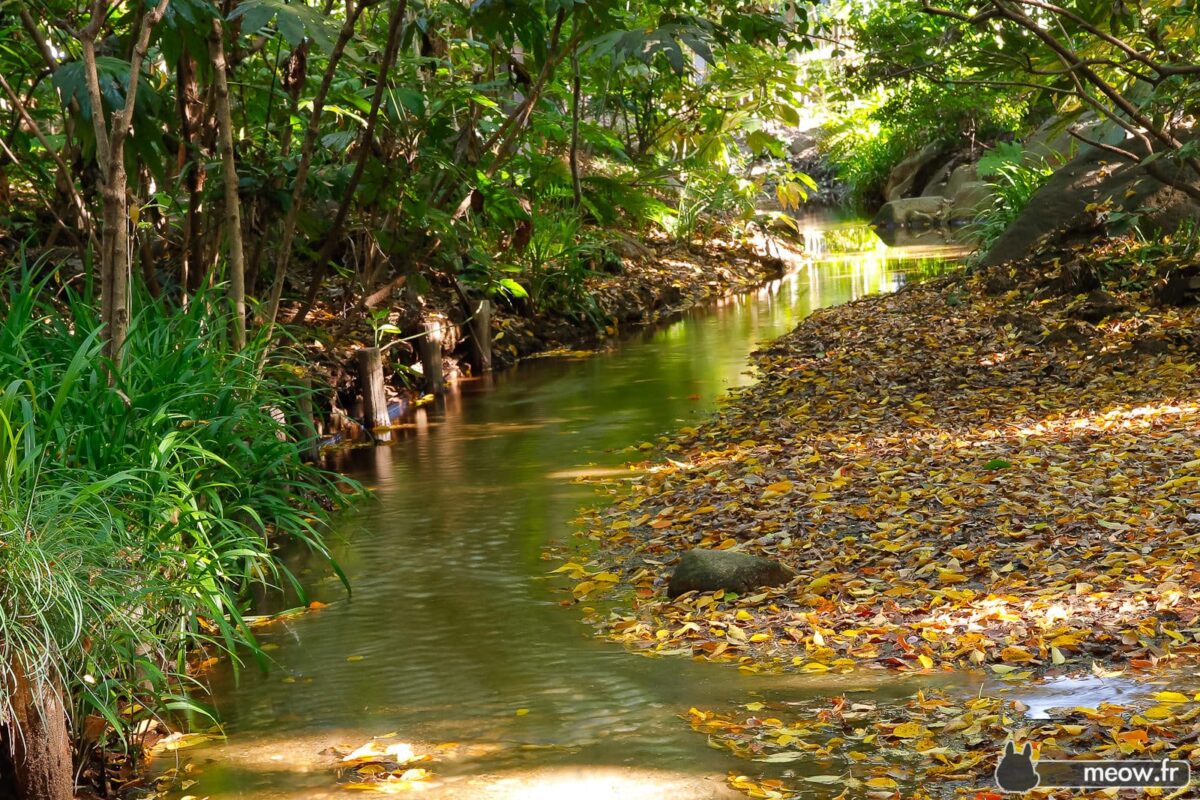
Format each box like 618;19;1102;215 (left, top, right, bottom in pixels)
554;236;1200;797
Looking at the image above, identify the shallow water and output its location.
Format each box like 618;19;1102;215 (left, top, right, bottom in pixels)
167;223;991;798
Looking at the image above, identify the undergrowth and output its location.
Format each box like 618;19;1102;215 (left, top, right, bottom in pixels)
0;261;356;765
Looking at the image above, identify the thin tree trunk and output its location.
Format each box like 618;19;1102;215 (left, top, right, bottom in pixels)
569;46;582;208
79;0;170;369
176;51;204;306
294;0;408;324
261;0;374;332
209;15;247;349
137;169;161;298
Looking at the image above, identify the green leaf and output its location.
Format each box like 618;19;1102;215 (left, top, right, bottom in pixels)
498;278;529;299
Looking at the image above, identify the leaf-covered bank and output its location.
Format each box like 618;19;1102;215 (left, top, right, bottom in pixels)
561;232;1200;796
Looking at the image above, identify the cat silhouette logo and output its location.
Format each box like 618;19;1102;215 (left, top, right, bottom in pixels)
995;740;1040;792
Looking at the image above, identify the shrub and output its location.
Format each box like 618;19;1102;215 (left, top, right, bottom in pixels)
970;142;1055;257
0;262;354;760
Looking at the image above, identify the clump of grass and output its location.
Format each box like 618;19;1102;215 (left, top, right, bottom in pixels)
969;142;1055;259
0;259;356;763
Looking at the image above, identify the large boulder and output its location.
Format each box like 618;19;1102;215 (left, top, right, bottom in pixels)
947;180;993;224
979;137;1200;268
884;142;946;202
667;549;793;599
1021;112;1125;167
871;196;948;228
788;131;817;157
1022;115;1085;167
944;164;979;199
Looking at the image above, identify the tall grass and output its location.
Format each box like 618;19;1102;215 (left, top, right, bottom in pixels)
969;142;1056;259
0;261;355;760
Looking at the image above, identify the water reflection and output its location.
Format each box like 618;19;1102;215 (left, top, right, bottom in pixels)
176;218;972;798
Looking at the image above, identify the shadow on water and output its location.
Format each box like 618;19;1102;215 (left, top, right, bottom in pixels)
168;218;980;798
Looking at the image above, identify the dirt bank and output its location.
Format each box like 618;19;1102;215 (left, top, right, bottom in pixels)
289;234;787;437
556;234;1200;799
574;234;1200;673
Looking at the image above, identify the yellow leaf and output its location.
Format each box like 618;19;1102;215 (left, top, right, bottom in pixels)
341;740;420;765
1154;691;1190;704
808;575;834;592
1000;646;1034;662
892;722;925;738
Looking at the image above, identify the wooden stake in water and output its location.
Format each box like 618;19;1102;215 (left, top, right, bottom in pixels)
470;299;493;374
418;318;445;395
296;374;321;461
357;347;390;432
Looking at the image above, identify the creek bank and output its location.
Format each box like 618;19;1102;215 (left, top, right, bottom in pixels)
978;137;1200;268
865;113;1111;234
571;231;1200;676
288;234;787;442
558;231;1200;798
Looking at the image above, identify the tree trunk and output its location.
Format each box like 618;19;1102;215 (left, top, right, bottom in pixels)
417;318;445;395
294;0;408;324
261;0;374;332
209;15;247;349
357;347;391;432
79;0;170;370
467;297;493;374
97;173;131;366
569;46;582;208
176;51;205;306
0;660;73;800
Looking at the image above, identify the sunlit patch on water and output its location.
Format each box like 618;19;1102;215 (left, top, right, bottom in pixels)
544;465;639;481
997;674;1156;719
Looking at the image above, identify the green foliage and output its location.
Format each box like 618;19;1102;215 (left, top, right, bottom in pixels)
821;0;1200;210
818;93;910;205
656;168;758;242
816;0;1032;204
969;143;1055;257
0;263;354;753
1;0;813;327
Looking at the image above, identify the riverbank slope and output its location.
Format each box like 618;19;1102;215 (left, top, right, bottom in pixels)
584;234;1200;670
566;234;1200;794
295;234;787;435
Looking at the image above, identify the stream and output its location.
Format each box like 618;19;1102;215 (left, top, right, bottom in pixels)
163;221;1137;799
